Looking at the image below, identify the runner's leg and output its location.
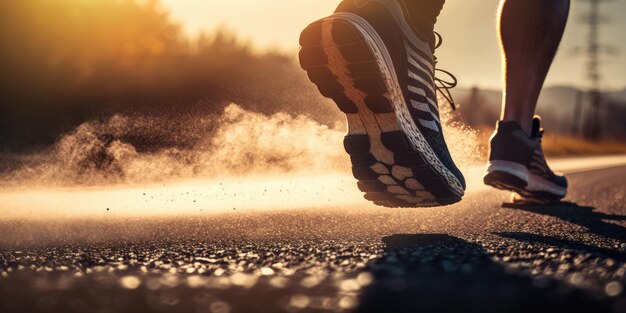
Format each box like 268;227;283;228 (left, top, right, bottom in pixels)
498;0;570;136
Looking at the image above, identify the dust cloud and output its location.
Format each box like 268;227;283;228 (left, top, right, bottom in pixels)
0;104;350;187
0;102;483;220
1;102;482;188
439;103;483;170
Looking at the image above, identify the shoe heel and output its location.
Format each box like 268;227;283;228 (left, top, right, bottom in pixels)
298;17;394;113
484;161;529;191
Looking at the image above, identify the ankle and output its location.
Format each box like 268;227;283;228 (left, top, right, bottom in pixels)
399;0;445;48
500;117;532;137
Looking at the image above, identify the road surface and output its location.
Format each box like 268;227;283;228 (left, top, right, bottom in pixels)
1;156;625;313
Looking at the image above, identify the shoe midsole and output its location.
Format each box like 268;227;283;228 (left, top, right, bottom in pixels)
527;172;567;196
486;160;566;196
330;12;465;197
486;160;530;184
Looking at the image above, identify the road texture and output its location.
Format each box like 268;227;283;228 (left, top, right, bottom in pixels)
0;163;625;313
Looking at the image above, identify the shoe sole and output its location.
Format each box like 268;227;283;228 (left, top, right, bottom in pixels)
484;161;566;204
299;13;464;208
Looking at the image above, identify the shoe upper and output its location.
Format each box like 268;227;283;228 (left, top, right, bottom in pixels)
489;117;568;189
489;120;539;166
335;0;465;190
527;117;568;188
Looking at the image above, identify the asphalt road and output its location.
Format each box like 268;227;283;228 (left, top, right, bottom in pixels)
1;163;625;313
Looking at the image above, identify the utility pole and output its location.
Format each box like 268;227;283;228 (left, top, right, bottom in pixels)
572;90;583;136
576;0;616;140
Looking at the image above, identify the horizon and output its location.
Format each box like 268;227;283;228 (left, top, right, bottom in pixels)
161;0;626;90
1;0;624;152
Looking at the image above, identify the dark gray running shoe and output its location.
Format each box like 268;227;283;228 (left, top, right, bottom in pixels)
484;116;568;204
298;0;465;207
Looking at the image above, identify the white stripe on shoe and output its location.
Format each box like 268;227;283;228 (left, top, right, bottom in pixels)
408;70;436;96
406;45;434;73
419;119;440;132
408;86;437;107
410;99;440;123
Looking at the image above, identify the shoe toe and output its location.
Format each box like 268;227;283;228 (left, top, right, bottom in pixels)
554;173;568;189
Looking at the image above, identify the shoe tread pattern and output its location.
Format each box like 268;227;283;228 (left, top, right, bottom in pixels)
299;18;460;208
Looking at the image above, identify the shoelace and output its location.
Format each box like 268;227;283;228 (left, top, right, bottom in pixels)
532;117;545;140
433;32;458;111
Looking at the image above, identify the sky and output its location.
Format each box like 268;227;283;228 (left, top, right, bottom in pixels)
160;0;625;89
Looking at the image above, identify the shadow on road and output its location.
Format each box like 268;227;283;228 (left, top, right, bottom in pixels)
496;232;626;261
502;201;626;241
354;234;606;313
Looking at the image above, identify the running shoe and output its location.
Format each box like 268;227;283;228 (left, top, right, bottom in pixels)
484;116;568;204
298;0;465;207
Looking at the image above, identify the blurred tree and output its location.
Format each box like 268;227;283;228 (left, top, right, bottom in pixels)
0;0;334;151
